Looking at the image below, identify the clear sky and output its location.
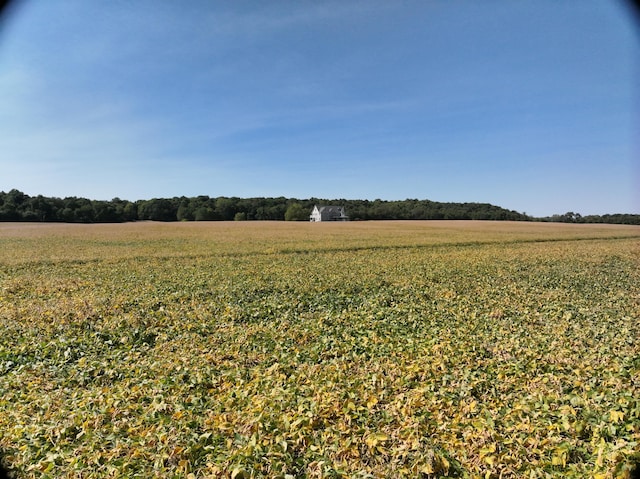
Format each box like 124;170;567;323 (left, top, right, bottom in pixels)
0;0;638;217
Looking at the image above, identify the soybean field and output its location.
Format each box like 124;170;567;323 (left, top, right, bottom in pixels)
1;221;639;478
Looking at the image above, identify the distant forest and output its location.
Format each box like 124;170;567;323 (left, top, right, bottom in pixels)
1;189;639;225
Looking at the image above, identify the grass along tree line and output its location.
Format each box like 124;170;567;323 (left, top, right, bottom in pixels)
1;189;638;224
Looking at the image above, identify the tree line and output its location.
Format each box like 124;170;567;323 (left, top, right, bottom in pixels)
539;211;640;225
0;189;638;224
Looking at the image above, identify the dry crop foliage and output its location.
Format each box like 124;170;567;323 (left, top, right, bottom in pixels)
0;221;639;478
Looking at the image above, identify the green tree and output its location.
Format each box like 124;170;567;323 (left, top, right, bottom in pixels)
194;207;216;221
284;203;309;221
139;198;177;221
177;201;193;221
215;197;236;221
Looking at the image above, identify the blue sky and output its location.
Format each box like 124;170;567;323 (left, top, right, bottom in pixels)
0;0;638;216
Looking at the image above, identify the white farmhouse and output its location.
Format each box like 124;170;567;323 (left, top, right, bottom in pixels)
310;205;349;222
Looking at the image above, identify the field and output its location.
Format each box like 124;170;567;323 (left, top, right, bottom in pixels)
1;221;639;478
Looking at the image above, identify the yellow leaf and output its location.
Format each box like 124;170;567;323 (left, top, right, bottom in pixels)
610;410;624;423
596;445;604;468
365;432;389;448
551;454;566;467
231;467;248;479
419;463;434;474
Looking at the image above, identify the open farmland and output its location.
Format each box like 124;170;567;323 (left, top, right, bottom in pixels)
1;221;639;478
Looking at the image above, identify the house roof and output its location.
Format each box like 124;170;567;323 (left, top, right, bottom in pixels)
317;205;344;214
313;205;348;219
